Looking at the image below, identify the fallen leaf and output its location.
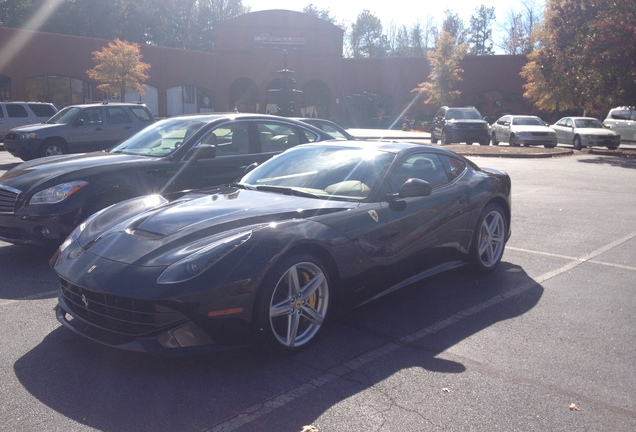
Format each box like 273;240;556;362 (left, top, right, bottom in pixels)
569;403;580;411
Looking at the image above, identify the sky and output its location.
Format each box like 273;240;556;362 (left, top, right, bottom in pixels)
243;0;533;40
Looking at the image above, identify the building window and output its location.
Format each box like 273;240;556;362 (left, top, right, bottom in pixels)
24;76;91;108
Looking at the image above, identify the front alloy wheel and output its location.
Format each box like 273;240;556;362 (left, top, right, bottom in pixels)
255;254;330;352
470;204;507;273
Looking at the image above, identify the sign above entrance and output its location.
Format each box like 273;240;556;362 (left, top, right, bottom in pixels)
253;34;307;50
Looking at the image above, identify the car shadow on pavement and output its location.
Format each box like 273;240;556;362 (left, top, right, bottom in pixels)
577;154;636;169
0;243;58;300
13;262;542;431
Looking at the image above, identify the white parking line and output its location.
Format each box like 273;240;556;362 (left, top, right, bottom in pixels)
207;231;636;432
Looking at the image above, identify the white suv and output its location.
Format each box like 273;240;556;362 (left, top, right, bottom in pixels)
604;106;636;142
0;101;58;140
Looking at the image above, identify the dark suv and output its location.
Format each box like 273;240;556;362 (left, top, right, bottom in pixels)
3;102;155;160
431;106;490;145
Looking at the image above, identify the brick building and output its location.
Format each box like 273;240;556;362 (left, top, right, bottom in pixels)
0;10;533;127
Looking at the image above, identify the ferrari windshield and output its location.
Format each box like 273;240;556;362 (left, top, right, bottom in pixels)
109;117;207;156
239;145;395;201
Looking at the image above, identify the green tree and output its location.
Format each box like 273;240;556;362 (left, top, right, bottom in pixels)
87;39;150;102
468;5;495;55
440;10;467;46
412;32;467;106
521;0;636;114
349;10;387;57
302;3;337;24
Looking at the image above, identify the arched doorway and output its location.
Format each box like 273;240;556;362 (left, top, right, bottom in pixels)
301;80;330;119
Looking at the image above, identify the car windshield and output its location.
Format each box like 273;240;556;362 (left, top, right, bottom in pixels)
109;117;207;156
446;109;481;120
574;118;604;128
512;117;544;126
46;106;81;124
239;145;395;201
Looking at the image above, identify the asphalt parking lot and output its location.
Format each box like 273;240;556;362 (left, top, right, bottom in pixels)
1;145;635;431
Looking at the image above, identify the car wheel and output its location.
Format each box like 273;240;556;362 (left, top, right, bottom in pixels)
607;145;618;150
544;144;556;148
509;134;518;147
441;130;451;145
491;132;499;146
470;203;507;273
430;131;438;144
573;135;582;150
254;253;331;352
40;139;68;158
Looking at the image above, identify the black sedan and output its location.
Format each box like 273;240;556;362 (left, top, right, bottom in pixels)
52;141;511;354
0;113;333;246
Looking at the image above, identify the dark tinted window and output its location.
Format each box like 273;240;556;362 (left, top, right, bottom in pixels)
106;107;132;124
130;106;153;121
6;104;28;118
440;155;467;182
28;103;56;117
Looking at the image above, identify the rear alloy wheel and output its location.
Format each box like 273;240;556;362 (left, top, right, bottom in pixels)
40;139;68;158
255;254;330;352
470;204;507;273
573;136;582;150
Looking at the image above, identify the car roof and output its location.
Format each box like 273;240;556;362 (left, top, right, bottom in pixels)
61;102;149;109
296;139;462;157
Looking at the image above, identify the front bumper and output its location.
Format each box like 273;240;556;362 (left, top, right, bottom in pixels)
446;128;490;144
2;138;42;160
0;209;78;246
581;136;621;148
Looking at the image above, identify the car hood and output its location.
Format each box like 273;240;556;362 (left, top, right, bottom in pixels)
575;128;619;136
76;188;357;266
0;151;158;191
8;122;64;133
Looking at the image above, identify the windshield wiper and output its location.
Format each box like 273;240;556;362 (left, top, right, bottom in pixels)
229;182;255;190
254;185;319;198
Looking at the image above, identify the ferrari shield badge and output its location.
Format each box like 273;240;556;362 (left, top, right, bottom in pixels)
368;210;379;223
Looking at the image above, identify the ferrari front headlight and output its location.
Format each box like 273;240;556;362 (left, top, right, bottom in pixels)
157;231;252;284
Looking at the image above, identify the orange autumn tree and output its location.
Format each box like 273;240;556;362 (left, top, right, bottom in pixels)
87;39;150;102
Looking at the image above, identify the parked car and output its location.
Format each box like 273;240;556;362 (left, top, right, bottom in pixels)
52;140;511;354
3;102;155;160
490;115;557;148
0;101;57;140
0;113;334;246
295;118;356;140
603;106;636;142
551;117;621;150
430;106;490;145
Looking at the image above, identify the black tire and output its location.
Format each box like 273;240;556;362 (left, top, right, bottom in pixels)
573;135;582;150
441;129;451;145
469;203;507;274
254;253;331;353
430;130;438;144
40;139;68;158
607;145;618;150
491;132;499;146
544;144;556;148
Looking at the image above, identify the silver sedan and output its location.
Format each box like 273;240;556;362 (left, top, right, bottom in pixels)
551;117;621;150
490;115;557;148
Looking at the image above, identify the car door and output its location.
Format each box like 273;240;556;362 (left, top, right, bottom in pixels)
379;152;471;285
104;106;136;149
553;118;570;143
67;107;110;152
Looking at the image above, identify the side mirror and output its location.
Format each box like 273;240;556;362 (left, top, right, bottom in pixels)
388;178;433;201
185;144;216;161
73;118;85;126
244;162;258;173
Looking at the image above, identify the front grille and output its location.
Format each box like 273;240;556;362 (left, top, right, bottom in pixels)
0;185;20;213
531;132;548;136
59;278;186;336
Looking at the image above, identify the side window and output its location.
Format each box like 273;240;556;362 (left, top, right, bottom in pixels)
6;104;28;118
439;155;467;182
388;153;449;192
258;122;301;152
28;104;56;118
106;107;132;124
77;108;103;125
130;107;154;121
212;122;251;156
564;118;573;127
